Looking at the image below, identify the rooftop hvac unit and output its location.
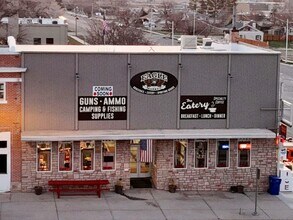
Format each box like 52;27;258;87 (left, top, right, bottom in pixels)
180;35;197;49
202;38;213;49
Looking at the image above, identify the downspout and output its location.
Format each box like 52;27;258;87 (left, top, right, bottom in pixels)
127;54;131;130
226;54;232;129
177;54;182;129
75;53;79;130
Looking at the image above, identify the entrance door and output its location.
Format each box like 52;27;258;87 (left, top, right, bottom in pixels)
130;144;151;178
0;132;11;192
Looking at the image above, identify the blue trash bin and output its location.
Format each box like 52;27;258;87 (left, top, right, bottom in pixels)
268;175;282;195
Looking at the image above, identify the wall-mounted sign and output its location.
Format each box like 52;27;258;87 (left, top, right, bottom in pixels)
279;123;287;140
93;86;113;97
130;70;178;95
78;96;127;120
180;96;227;119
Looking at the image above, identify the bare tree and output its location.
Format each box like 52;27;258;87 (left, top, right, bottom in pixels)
86;9;149;45
0;0;63;18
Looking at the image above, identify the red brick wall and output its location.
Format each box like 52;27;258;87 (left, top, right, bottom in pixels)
0;54;22;191
0;55;21;67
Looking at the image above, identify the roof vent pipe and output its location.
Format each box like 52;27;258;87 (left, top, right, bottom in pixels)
7;36;16;52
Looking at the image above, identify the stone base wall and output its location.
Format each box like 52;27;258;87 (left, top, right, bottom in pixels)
21;138;277;192
21;140;131;192
153;139;277;192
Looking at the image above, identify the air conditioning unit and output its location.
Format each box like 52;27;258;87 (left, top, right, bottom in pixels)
202;38;213;49
180;35;197;49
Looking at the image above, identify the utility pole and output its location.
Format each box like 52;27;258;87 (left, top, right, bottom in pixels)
193;10;196;35
285;19;289;63
232;0;237;28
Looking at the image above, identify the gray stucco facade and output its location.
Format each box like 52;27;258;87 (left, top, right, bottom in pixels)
22;51;279;131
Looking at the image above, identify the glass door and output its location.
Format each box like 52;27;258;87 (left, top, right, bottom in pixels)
130;144;151;178
0;132;10;192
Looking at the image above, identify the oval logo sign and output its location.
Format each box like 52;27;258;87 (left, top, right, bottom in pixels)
130;70;178;95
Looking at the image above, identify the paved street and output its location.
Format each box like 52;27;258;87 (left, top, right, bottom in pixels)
1;189;293;220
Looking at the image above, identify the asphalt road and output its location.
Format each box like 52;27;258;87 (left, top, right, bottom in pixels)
280;63;293;137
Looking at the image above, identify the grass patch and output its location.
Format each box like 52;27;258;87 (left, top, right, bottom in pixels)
269;41;293;49
68;36;83;45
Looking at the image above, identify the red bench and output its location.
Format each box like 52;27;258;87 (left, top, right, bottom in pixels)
48;179;110;198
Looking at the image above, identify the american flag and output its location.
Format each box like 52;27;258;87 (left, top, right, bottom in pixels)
140;139;153;162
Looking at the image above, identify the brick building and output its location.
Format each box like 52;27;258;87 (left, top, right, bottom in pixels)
0;40;281;193
0;48;26;192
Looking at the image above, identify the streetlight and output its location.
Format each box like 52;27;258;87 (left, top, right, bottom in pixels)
75;15;79;36
75;6;79;37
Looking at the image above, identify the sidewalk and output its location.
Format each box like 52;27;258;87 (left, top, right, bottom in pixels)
1;189;293;220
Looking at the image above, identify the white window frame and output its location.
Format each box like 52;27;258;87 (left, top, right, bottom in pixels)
80;141;95;172
237;140;252;168
58;141;73;172
173;139;188;170
36;142;52;172
216;140;230;169
101;140;116;172
194;139;209;169
0;82;7;104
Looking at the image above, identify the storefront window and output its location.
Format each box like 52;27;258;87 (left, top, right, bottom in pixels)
195;140;208;168
216;140;229;168
102;140;116;171
174;140;187;169
37;142;51;171
80;141;95;171
238;141;251;167
58;142;73;171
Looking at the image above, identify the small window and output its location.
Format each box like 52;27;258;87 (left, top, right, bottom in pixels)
80;141;95;171
0;82;6;103
174;140;187;169
37;142;52;172
194;140;208;168
238;141;251;167
46;38;54;44
216;140;230;168
58;142;73;171
102;141;116;171
33;38;41;45
255;35;261;41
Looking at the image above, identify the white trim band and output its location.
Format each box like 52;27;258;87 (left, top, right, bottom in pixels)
0;78;22;82
0;67;27;73
21;129;276;142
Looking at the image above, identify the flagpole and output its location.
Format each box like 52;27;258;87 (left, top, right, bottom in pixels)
285;19;289;63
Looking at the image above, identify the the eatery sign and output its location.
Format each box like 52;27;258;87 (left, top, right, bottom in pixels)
130;70;178;95
78;96;127;120
180;96;227;119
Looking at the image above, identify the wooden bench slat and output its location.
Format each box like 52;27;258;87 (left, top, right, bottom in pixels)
48;179;110;199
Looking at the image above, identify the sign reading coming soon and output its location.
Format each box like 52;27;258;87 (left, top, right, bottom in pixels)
78;96;127;120
130;70;178;95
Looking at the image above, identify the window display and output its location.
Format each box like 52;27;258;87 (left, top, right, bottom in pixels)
58;142;73;171
37;142;51;171
174;140;187;168
216;140;229;168
238;141;251;167
195;140;208;168
102;140;116;170
80;141;95;171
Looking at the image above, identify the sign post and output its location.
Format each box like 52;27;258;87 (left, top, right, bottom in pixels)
252;168;260;216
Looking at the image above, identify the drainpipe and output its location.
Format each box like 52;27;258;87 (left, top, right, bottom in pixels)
75;54;79;130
